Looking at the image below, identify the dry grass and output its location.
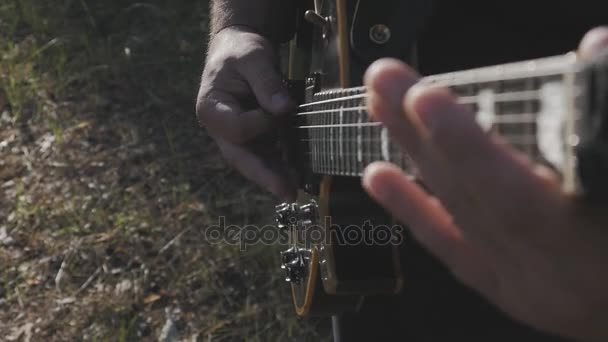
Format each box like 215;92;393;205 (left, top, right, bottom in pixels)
0;1;328;340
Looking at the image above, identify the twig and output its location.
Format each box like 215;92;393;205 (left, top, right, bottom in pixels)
55;238;82;294
159;227;191;255
14;287;24;309
76;267;101;295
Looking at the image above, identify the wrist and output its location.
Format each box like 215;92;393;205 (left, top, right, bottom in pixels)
210;0;297;43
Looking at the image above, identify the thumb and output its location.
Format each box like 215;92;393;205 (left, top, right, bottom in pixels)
239;53;295;115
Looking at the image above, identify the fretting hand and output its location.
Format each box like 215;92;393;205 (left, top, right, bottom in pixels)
363;27;608;341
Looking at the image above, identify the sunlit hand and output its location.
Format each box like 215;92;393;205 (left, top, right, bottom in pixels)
363;27;608;341
197;26;296;200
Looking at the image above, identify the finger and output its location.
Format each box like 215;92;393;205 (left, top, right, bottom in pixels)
197;90;273;144
404;86;563;238
218;140;296;200
238;53;295;115
579;26;608;59
362;162;497;293
365;60;480;230
364;58;424;156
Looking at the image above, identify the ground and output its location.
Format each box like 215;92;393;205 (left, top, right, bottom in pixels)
0;1;328;340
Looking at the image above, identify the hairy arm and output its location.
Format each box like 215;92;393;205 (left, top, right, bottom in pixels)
210;0;297;42
197;0;298;200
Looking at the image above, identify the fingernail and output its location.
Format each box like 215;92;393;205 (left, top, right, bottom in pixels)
271;92;294;112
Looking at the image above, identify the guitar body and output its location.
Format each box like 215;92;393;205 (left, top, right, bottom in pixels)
279;0;431;317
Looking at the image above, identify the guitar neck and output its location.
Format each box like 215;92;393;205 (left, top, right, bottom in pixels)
296;52;596;193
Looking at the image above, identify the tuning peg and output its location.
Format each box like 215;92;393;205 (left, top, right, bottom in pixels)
304;10;328;29
275;203;296;230
284;261;307;284
299;203;317;226
280;247;299;267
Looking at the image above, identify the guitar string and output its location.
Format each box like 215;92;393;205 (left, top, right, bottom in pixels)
297;51;579;110
298;53;580;174
296;89;546;116
297;57;581;112
297;113;540;129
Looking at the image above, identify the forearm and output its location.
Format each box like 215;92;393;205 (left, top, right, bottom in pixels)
210;0;297;43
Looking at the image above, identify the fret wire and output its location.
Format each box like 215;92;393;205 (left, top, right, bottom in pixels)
350;96;355;172
335;96;339;174
323;95;329;174
312;97;317;171
328;97;332;173
356;98;361;169
316;96;319;173
321;95;325;173
312;98;315;171
365;114;371;167
316;99;320;170
320;104;323;172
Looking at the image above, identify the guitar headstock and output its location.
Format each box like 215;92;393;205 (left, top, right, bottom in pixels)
288;0;432;89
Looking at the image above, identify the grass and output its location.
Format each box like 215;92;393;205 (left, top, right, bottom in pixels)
0;0;329;340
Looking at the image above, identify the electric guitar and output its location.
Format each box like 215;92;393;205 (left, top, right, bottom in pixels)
276;0;608;317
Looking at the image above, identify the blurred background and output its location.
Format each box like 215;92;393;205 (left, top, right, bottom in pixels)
0;1;327;340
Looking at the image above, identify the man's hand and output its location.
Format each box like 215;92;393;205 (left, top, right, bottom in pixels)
197;26;295;200
362;27;608;341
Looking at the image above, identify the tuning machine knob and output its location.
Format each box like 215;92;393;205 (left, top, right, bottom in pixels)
275;201;319;230
280;247;299;266
299;202;317;226
285;263;307;284
280;249;310;284
304;10;328;29
275;203;298;230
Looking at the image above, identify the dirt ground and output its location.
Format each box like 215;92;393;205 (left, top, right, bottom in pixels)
0;1;328;340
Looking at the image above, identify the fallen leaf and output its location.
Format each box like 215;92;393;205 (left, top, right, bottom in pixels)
144;293;162;304
56;297;76;305
26;279;40;286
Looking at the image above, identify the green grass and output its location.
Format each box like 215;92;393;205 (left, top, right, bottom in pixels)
0;1;329;340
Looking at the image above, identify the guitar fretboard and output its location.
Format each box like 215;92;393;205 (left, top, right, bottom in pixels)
296;53;586;189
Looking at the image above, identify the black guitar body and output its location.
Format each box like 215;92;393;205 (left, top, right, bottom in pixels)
279;0;608;340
